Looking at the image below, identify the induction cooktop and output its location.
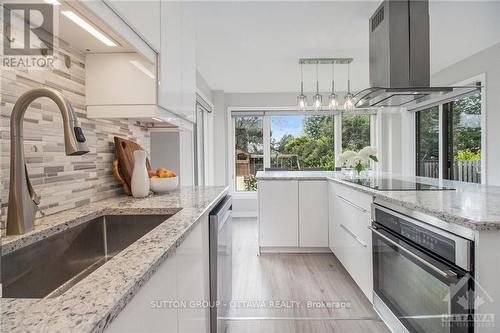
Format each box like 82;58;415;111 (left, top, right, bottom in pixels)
342;178;456;191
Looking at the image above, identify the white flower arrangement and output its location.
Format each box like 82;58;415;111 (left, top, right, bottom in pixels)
339;146;378;174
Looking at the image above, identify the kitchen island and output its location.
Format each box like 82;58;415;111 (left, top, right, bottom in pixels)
1;186;228;333
257;171;500;333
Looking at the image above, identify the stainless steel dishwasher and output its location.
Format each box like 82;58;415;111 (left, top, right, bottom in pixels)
209;195;232;333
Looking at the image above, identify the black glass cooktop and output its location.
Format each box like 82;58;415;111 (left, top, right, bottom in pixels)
343;178;455;191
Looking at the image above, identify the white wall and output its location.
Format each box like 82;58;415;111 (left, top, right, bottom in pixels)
212;90;227;187
431;43;500;185
151;131;194;186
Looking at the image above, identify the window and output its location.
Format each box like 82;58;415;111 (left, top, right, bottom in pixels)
444;94;481;183
270;115;334;171
342;115;371;151
416;106;440;178
415;92;482;183
234;116;263;191
231;111;373;192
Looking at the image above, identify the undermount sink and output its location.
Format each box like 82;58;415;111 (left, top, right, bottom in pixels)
1;214;176;299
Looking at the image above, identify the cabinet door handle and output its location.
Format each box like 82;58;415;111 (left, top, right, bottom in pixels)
337;195;368;213
340;224;367;248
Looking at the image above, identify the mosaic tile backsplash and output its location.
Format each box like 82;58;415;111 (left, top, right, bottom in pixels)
0;43;150;229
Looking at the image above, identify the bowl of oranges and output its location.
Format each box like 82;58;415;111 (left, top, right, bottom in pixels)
149;167;178;193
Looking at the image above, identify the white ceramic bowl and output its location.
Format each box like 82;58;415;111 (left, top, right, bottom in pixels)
150;176;178;193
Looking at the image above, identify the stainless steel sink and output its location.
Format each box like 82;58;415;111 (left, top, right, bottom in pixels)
1;214;174;299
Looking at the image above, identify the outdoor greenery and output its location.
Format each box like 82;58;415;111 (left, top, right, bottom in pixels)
451;94;481;159
270;115;371;170
271;115;334;170
235;116;263;154
456;149;481;161
342;115;371;151
416;106;440;162
417;95;481;162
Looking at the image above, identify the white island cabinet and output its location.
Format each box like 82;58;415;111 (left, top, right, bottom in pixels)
258;179;329;252
105;215;209;333
329;183;373;302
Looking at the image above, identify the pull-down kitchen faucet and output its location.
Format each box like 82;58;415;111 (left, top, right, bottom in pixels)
6;88;89;235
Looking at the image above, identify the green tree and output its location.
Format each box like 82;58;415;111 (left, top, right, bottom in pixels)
342;115;370;151
272;115;335;170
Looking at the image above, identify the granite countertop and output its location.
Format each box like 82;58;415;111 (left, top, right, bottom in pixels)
256;171;500;231
1;186;228;333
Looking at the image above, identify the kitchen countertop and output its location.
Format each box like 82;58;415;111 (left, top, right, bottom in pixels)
256;171;500;231
1;186;228;333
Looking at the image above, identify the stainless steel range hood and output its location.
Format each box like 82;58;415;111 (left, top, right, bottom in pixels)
354;0;480;110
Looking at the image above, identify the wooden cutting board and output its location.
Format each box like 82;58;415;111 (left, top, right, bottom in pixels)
112;137;151;195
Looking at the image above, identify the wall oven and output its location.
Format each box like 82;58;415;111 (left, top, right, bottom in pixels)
370;201;474;333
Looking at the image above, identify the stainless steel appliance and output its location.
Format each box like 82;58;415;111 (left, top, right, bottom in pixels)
209;195;233;333
353;0;480;110
370;200;474;333
343;178;455;191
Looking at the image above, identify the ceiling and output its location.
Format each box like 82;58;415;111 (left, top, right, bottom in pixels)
188;0;500;94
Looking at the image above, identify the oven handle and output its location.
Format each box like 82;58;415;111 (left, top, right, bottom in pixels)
368;225;458;280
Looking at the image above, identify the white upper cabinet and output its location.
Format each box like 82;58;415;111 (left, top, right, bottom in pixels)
105;0;161;51
159;1;182;115
158;1;197;122
180;3;196;122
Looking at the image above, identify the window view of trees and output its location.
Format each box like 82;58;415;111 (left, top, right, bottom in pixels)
416;93;481;183
446;94;481;182
416;106;440;178
234;116;263;191
342;115;371;151
270;115;334;170
233;112;374;191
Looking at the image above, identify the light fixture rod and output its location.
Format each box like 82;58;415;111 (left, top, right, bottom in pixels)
347;63;351;93
299;58;353;65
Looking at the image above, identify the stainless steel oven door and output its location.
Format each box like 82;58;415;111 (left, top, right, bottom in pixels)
370;223;473;333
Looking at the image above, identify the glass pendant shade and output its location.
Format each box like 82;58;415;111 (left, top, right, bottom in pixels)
328;93;338;111
313;93;322;111
297;93;307;111
344;92;354;109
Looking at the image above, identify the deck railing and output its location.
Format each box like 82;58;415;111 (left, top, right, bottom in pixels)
418;160;481;183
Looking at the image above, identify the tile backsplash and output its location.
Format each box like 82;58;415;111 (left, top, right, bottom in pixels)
0;42;150;229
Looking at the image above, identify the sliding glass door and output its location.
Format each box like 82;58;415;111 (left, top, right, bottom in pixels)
415;91;482;183
443;94;482;183
416;106;440;178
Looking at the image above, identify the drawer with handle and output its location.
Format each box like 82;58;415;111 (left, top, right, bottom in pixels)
334;193;372;245
334;182;372;213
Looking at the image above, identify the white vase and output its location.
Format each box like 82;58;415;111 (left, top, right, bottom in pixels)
131;150;150;198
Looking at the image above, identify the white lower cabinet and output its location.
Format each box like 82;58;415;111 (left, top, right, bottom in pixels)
299;181;329;247
258;180;329;250
330;183;373;302
105;216;209;333
258;180;299;247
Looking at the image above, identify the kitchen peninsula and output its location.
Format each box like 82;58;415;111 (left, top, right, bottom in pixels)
257;170;500;333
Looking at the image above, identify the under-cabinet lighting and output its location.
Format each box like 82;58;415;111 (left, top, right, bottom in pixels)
130;60;155;79
44;0;60;5
152;117;164;122
61;11;117;47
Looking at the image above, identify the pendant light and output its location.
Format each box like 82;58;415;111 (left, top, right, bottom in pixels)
344;62;354;110
328;63;338;111
312;63;322;111
297;63;307;111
